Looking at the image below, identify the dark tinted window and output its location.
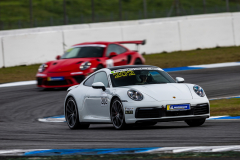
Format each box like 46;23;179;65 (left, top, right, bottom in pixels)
106;44;127;56
93;72;109;87
61;46;105;59
84;74;95;87
110;69;176;87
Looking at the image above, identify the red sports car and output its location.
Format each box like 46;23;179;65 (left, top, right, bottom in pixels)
36;40;146;88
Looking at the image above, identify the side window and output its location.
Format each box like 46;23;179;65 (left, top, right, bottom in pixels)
106;44;127;56
83;75;95;87
117;45;127;54
93;72;109;87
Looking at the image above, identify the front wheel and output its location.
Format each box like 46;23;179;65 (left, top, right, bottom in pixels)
185;118;206;127
111;98;127;130
65;97;90;129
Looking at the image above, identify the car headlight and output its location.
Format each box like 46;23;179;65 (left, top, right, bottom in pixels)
127;90;143;101
80;61;91;70
193;85;205;97
38;64;48;72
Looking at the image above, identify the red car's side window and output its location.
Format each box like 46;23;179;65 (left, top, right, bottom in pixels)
106;44;127;57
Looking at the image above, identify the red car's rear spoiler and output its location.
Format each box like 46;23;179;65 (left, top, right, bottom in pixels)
115;40;146;45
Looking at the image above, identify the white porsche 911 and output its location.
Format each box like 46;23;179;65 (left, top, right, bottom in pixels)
64;65;210;130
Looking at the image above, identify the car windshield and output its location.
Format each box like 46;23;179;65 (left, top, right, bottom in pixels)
110;68;176;87
61;46;105;59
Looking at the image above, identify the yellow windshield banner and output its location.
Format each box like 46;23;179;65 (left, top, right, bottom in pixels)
113;70;135;78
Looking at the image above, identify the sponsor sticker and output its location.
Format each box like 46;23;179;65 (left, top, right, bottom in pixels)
47;77;64;81
167;104;191;111
125;108;134;114
110;68;162;74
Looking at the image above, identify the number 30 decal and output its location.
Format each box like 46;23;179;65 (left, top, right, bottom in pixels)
101;97;108;106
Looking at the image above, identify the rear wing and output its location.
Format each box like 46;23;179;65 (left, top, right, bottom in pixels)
115;40;146;45
115;40;146;52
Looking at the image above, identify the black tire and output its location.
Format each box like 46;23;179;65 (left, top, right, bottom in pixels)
185;118;206;127
110;98;127;130
134;58;143;65
65;97;90;129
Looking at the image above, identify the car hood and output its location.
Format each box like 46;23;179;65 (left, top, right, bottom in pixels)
47;58;94;72
124;83;193;101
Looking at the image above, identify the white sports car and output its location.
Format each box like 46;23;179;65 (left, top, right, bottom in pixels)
64;65;210;130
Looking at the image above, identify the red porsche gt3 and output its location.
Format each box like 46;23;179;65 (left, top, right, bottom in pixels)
36;40;146;88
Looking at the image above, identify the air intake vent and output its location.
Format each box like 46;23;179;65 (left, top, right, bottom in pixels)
76;61;83;64
194;104;209;115
135;108;162;118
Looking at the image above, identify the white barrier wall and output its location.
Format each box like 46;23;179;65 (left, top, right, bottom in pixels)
122;22;181;53
180;16;235;50
233;12;240;46
63;26;123;49
0;12;239;68
2;32;63;67
0;38;3;68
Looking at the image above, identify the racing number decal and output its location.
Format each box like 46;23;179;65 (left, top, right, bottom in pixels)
113;70;135;78
101;97;108;106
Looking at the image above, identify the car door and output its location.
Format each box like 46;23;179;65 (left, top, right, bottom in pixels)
82;71;111;122
106;44;127;67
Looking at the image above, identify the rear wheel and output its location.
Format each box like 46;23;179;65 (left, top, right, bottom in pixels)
134;58;143;65
65;97;90;129
185;118;206;127
111;98;127;130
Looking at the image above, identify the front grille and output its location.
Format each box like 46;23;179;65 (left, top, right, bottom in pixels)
166;110;193;117
45;80;68;86
37;77;43;85
135;108;162;118
73;75;85;83
194;103;209;115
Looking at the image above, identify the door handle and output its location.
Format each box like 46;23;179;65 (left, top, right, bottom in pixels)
122;59;126;61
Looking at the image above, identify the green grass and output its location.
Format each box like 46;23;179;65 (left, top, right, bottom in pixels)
0;46;240;84
143;46;240;68
210;98;240;116
0;64;40;84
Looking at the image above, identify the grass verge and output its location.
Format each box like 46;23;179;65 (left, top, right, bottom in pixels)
210;98;240;116
0;46;240;84
2;152;240;160
143;46;240;68
0;64;40;84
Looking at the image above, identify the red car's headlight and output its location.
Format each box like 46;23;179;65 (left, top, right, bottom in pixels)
38;64;48;72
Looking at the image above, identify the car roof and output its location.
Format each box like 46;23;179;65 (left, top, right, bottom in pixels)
108;65;159;71
73;41;114;46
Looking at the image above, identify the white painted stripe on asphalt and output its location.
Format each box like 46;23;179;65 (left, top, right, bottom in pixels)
0;149;48;155
38;117;65;122
0;80;36;88
212;146;240;152
190;62;240;68
143;145;240;153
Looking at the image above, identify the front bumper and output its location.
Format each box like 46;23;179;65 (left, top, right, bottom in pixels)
122;99;210;124
36;72;86;88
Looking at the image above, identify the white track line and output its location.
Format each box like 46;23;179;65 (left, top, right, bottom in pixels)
0;80;36;88
190;62;240;68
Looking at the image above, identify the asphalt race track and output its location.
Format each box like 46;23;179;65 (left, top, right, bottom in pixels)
0;66;239;150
